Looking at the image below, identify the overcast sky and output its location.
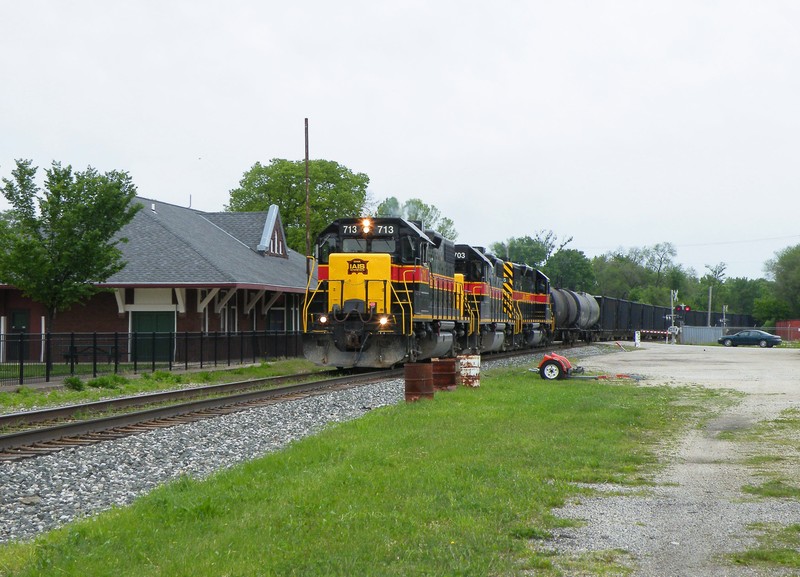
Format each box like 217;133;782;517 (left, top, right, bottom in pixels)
2;1;799;280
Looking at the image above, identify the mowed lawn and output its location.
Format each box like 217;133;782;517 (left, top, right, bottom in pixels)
0;365;718;576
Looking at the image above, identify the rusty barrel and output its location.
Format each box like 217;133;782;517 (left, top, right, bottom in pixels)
432;358;458;391
404;362;434;402
458;354;481;387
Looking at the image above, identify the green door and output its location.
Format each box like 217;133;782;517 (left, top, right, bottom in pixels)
131;311;174;362
8;310;30;361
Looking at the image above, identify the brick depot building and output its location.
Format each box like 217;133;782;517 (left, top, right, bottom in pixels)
0;197;310;344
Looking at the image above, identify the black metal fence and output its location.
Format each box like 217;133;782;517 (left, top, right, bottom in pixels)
0;330;303;387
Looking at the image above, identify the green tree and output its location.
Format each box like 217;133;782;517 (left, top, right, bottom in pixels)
722;277;769;317
765;244;800;317
376;197;457;239
490;231;572;268
0;159;141;330
592;250;650;300
542;249;595;291
643;242;677;288
227;159;370;254
753;294;791;326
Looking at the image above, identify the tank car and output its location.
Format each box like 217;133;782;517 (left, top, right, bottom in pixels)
549;288;600;342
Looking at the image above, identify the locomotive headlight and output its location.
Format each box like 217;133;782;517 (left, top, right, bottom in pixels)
378;315;389;326
361;218;372;234
319;314;328;324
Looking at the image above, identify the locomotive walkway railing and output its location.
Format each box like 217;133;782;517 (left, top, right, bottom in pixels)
0;330;303;387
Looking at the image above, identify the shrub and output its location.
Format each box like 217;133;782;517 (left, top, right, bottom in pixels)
142;370;184;385
87;375;127;389
63;376;85;391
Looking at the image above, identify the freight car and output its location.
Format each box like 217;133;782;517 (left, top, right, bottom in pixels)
301;216;752;368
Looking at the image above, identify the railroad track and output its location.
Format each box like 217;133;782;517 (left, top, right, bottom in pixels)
0;369;402;462
0;345;580;463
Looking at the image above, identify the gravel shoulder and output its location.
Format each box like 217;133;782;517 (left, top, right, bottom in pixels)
542;342;800;577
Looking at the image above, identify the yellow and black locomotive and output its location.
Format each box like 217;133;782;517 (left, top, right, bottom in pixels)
302;217;553;368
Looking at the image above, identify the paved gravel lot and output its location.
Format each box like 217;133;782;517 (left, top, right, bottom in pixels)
542;341;800;577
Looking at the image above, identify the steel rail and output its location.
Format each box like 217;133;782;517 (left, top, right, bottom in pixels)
0;346;577;460
0;369;402;456
0;370;351;428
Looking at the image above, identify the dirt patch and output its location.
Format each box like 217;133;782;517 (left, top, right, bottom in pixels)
539;342;800;577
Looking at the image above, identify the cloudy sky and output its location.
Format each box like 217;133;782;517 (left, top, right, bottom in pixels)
2;1;798;280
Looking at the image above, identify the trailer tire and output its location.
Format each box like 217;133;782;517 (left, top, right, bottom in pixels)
540;360;565;380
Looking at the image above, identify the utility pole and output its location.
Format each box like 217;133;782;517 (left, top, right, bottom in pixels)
305;118;310;258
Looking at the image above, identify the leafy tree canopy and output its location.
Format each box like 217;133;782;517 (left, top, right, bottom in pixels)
227;159;370;254
0;159;141;327
490;231;572;268
541;248;595;291
592;251;649;300
643;242;677;288
376;197;457;240
765;244;800;317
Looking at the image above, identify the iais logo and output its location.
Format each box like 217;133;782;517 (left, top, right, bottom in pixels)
347;258;368;275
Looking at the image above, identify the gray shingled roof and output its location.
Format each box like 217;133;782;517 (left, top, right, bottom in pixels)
103;197;310;292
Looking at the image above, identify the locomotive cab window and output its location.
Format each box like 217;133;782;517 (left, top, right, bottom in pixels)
317;235;337;264
400;236;416;263
342;238;368;253
371;239;396;254
341;238;396;254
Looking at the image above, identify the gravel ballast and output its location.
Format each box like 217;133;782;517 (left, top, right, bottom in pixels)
0;380;406;544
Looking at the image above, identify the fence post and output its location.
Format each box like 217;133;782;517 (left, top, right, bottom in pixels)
114;332;119;374
92;332;98;378
133;332;138;374
17;332;24;386
199;331;205;368
69;332;76;375
45;331;52;383
151;332;156;373
184;331;189;370
213;331;219;367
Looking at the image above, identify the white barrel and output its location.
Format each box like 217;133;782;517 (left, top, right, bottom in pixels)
458;354;481;387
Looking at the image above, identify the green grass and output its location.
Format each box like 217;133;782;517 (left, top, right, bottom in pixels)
730;523;800;569
743;479;800;499
719;406;800;571
0;366;722;577
0;359;323;413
